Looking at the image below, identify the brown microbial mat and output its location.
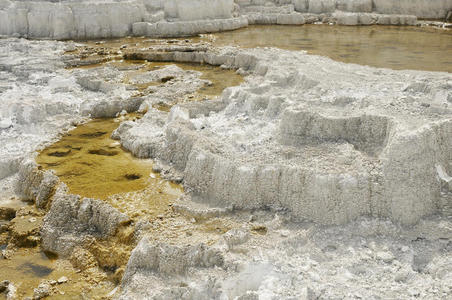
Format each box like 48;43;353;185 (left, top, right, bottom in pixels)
35;116;182;204
0;248;114;299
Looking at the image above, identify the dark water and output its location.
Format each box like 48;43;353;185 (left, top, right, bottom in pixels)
19;262;54;277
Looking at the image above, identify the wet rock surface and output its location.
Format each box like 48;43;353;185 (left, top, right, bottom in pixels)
0;201;116;298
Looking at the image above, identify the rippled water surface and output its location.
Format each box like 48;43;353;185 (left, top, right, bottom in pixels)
205;25;452;72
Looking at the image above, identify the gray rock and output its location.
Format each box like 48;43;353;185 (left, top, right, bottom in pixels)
57;276;68;284
122;237;224;283
15;159;59;209
0;118;12;129
41;186;129;256
223;227;250;249
0;280;9;293
376;251;395;263
33;282;50;300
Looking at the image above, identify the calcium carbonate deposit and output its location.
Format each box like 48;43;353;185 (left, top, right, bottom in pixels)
0;0;451;299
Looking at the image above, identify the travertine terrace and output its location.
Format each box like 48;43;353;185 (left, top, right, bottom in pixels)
0;0;451;299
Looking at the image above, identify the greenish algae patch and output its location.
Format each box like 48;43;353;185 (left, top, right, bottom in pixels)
35;117;182;204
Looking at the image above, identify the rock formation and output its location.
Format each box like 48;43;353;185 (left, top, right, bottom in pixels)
1;0;451;39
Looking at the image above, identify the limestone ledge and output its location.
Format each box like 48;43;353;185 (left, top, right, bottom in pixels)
1;0;451;39
115;46;452;226
132;17;249;38
14;159;130;257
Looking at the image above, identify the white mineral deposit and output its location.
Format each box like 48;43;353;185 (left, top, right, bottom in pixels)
0;0;451;299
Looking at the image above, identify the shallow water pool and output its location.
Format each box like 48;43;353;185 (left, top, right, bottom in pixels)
205;25;452;72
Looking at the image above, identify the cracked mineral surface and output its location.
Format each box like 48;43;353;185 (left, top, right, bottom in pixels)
1;0;452;299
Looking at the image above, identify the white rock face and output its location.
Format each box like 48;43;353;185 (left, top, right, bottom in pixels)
41;185;130;256
116;46;452;226
373;0;452;19
141;0;234;20
132;16;248;38
336;0;373;12
291;0;452;18
11;156;130;257
276;13;306;24
120;214;452;299
0;0;237;39
15;159;59;209
166;0;234;21
0;117;12;129
240;1;421;26
122;237;224;279
0;1;149;39
0;0;448;39
307;0;336;13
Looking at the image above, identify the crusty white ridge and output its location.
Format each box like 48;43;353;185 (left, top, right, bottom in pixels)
115;46;452;226
1;0;451;39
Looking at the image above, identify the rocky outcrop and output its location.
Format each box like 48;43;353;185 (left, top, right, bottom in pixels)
15;159;59;209
0;0;150;39
372;0;452;19
116;46;452;226
0;156;20;181
13;159;128;253
12;156;130;256
149;0;234;21
132;16;248;38
122;237;224;281
332;11;417;25
1;0;449;40
279;110;392;156
41;185;130;256
80;96;144;118
0;0;237;39
381;120;452;225
291;0;452;19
